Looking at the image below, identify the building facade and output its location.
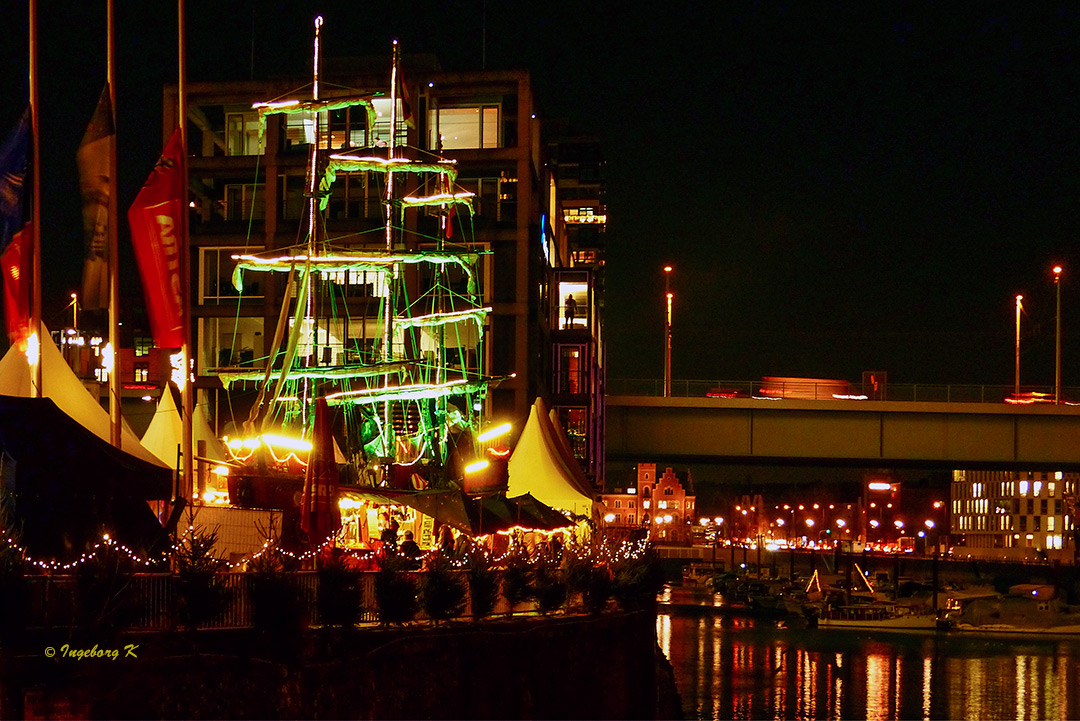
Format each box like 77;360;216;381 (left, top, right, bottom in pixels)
951;469;1078;561
602;462;695;543
548;133;606;485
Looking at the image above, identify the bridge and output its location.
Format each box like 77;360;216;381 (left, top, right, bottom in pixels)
605;390;1080;470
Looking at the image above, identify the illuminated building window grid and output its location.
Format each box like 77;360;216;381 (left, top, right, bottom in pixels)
951;469;1075;551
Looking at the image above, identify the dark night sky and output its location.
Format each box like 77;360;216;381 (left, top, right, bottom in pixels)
3;1;1080;390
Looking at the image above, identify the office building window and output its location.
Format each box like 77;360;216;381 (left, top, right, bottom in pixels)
201;248;263;303
428;105;500;150
226;112;261;156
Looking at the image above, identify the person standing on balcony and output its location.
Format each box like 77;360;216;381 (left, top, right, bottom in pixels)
564;294;578;327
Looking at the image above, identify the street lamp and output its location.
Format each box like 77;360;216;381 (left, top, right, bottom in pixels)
1015;294;1023;397
663;265;673;398
1054;265;1063;404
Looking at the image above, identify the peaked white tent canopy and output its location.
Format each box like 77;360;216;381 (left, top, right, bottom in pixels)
141;387;227;469
507;397;597;517
0;333;166;468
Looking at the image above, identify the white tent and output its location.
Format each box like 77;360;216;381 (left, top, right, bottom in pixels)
507;397;597;517
140;387;227;469
0;334;167;468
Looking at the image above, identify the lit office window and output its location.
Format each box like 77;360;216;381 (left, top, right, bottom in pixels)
428;105;500;150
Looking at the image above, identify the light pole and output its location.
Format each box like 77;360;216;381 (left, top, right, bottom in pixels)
663;265;672;398
1054;265;1063;404
1015;294;1023;397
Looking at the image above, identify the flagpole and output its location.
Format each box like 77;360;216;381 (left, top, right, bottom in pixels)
178;0;195;503
28;0;42;398
107;0;121;447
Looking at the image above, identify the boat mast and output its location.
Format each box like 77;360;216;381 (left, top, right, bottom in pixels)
382;40;400;477
107;0;121;447
28;0;41;397
303;15;324;428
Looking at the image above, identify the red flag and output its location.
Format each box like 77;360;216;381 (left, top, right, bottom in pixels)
1;222;31;347
445;204;455;240
128;128;184;349
398;70;413;126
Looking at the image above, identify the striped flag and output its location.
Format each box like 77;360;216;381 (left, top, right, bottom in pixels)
0;109;32;347
77;86;115;311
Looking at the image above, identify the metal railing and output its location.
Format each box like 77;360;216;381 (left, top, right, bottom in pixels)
19;571;550;631
607;378;1071;404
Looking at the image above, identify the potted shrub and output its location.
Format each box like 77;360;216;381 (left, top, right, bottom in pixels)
421;552;467;623
374;551;419;625
316;553;363;628
612;546;665;612
501;542;535;614
464;542;499;620
533;550;568;614
172;526;232;630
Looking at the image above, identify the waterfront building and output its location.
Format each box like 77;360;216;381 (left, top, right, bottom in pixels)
950;469;1078;562
548;132;606;484
157;52;605;484
602;463;695;543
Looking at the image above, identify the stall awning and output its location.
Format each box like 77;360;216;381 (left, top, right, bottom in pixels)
507;397;596;517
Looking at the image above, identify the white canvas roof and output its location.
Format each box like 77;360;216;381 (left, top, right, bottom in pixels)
0;333;167;468
507;397;596;517
141;387;227;469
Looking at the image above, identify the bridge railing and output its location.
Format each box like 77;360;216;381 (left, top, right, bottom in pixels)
607;379;1064;404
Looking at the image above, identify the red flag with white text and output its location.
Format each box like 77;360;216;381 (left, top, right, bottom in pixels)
128;128;184;349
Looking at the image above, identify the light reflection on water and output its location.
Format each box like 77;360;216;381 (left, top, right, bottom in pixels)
658;612;1080;720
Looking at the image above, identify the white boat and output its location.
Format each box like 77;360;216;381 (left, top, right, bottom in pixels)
945;584;1080;635
813;599;939;630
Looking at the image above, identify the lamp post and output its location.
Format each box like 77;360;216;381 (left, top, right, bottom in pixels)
663;265;673;398
1015;294;1023;397
1054;265;1063;404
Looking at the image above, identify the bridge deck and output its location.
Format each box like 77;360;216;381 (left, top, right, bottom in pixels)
606;396;1080;469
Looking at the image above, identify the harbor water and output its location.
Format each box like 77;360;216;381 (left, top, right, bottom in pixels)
658;606;1080;720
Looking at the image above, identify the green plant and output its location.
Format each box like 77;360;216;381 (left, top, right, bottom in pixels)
501;542;535;613
374;552;419;625
464;543;499;620
172;525;232;629
582;564;613;614
562;543;594;602
73;535;140;637
0;489;30;646
247;543;310;655
421;552;467;623
316;554;363;627
533;553;568;614
612;547;665;612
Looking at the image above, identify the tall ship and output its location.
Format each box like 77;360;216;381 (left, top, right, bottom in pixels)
204;21;501;547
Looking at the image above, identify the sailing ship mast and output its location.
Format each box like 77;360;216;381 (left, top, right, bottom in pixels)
28;0;42;397
107;0;121;447
217;20;496;495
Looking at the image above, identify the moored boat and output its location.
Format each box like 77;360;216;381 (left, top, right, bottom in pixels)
945;584;1080;635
